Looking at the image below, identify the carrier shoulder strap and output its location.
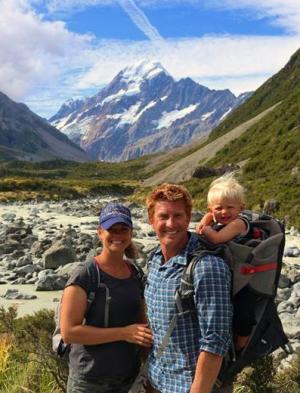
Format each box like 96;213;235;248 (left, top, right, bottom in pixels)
156;240;226;359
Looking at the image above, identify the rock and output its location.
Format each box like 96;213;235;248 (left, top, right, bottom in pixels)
31;239;52;257
292;282;300;297
192;164;240;179
38;269;55;279
1;289;36;299
1;212;16;221
0;240;22;255
26;277;38;284
284;246;300;257
277;301;294;314
22;234;39;248
16;255;33;267
277;288;292;301
278;275;291;289
192;166;218;178
14;264;37;276
43;240;76;269
55;262;82;277
191;211;204;222
35;274;67;291
11;277;27;284
289;226;300;236
263;199;279;215
291;166;300;177
285;267;300;283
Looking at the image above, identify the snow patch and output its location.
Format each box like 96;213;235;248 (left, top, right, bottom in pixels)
102;89;126;104
157;104;199;130
106;100;157;127
219;107;232;121
201;110;216;121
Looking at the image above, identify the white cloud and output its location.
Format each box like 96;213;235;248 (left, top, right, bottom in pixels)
76;35;300;95
2;0;300;120
45;0;163;41
205;0;300;34
117;0;163;41
44;0;198;14
0;0;92;101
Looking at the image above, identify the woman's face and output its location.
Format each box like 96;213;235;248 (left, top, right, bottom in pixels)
98;223;132;253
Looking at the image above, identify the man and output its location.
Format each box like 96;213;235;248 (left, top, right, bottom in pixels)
144;183;232;393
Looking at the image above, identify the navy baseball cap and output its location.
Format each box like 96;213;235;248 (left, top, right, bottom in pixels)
99;203;133;229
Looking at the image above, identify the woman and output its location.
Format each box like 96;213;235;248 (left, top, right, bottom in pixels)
60;202;153;393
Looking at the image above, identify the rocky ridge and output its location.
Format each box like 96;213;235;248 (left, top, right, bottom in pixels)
0;92;89;162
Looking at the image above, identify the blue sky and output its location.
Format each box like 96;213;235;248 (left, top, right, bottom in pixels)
0;0;299;118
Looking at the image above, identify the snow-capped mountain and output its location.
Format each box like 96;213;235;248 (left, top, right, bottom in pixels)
50;61;251;161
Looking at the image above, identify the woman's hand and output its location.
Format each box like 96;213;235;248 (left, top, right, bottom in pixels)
123;324;153;347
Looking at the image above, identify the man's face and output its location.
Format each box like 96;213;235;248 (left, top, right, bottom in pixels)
149;200;190;251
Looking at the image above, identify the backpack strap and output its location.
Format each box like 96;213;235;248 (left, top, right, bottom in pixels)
85;258;111;328
128;260;145;296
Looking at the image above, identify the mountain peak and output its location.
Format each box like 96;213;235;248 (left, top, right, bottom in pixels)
120;60;169;83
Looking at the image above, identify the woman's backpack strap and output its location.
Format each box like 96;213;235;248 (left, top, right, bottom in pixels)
85;258;111;327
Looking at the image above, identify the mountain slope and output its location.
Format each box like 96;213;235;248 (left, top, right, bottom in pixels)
143;47;300;222
208;47;300;141
50;61;250;161
0;92;89;162
144;104;279;185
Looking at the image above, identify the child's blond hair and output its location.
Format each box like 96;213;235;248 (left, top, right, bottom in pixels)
207;174;245;206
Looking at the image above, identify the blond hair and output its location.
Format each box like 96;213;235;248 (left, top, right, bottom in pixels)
207;174;245;206
146;183;192;219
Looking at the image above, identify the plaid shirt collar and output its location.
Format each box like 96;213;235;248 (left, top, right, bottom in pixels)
152;232;201;267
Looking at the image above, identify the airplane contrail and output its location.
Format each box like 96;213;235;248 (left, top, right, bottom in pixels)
117;0;163;42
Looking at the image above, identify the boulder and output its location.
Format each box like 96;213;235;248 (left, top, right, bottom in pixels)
55;262;83;278
1;289;37;300
43;240;76;269
35;274;67;291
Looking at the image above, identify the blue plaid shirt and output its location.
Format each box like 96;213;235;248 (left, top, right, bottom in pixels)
145;233;232;393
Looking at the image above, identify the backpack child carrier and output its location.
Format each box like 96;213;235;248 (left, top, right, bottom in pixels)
158;211;290;385
52;258;144;359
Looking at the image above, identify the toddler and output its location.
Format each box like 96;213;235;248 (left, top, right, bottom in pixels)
196;174;256;350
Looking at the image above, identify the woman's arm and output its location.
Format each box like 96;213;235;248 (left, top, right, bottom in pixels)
201;218;246;244
60;285;153;347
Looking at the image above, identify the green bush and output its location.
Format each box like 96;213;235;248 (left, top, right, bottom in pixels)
0;307;67;393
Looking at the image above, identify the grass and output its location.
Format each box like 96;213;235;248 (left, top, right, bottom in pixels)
0;307;299;393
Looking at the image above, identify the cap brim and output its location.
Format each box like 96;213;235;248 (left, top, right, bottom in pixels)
100;216;133;230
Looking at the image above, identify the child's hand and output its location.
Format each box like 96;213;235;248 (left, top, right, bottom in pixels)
196;212;213;234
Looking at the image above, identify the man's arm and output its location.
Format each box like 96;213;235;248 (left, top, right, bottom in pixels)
192;255;233;393
190;351;223;393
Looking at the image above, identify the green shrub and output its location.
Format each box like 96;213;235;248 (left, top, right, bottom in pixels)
0;307;67;393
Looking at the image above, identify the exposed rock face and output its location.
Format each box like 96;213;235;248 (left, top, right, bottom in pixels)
50;61;251;162
192;163;240;179
0;92;89;162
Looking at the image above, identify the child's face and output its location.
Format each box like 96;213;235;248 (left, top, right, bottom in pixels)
209;198;244;225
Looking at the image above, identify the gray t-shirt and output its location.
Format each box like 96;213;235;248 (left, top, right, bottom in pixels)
66;260;142;381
